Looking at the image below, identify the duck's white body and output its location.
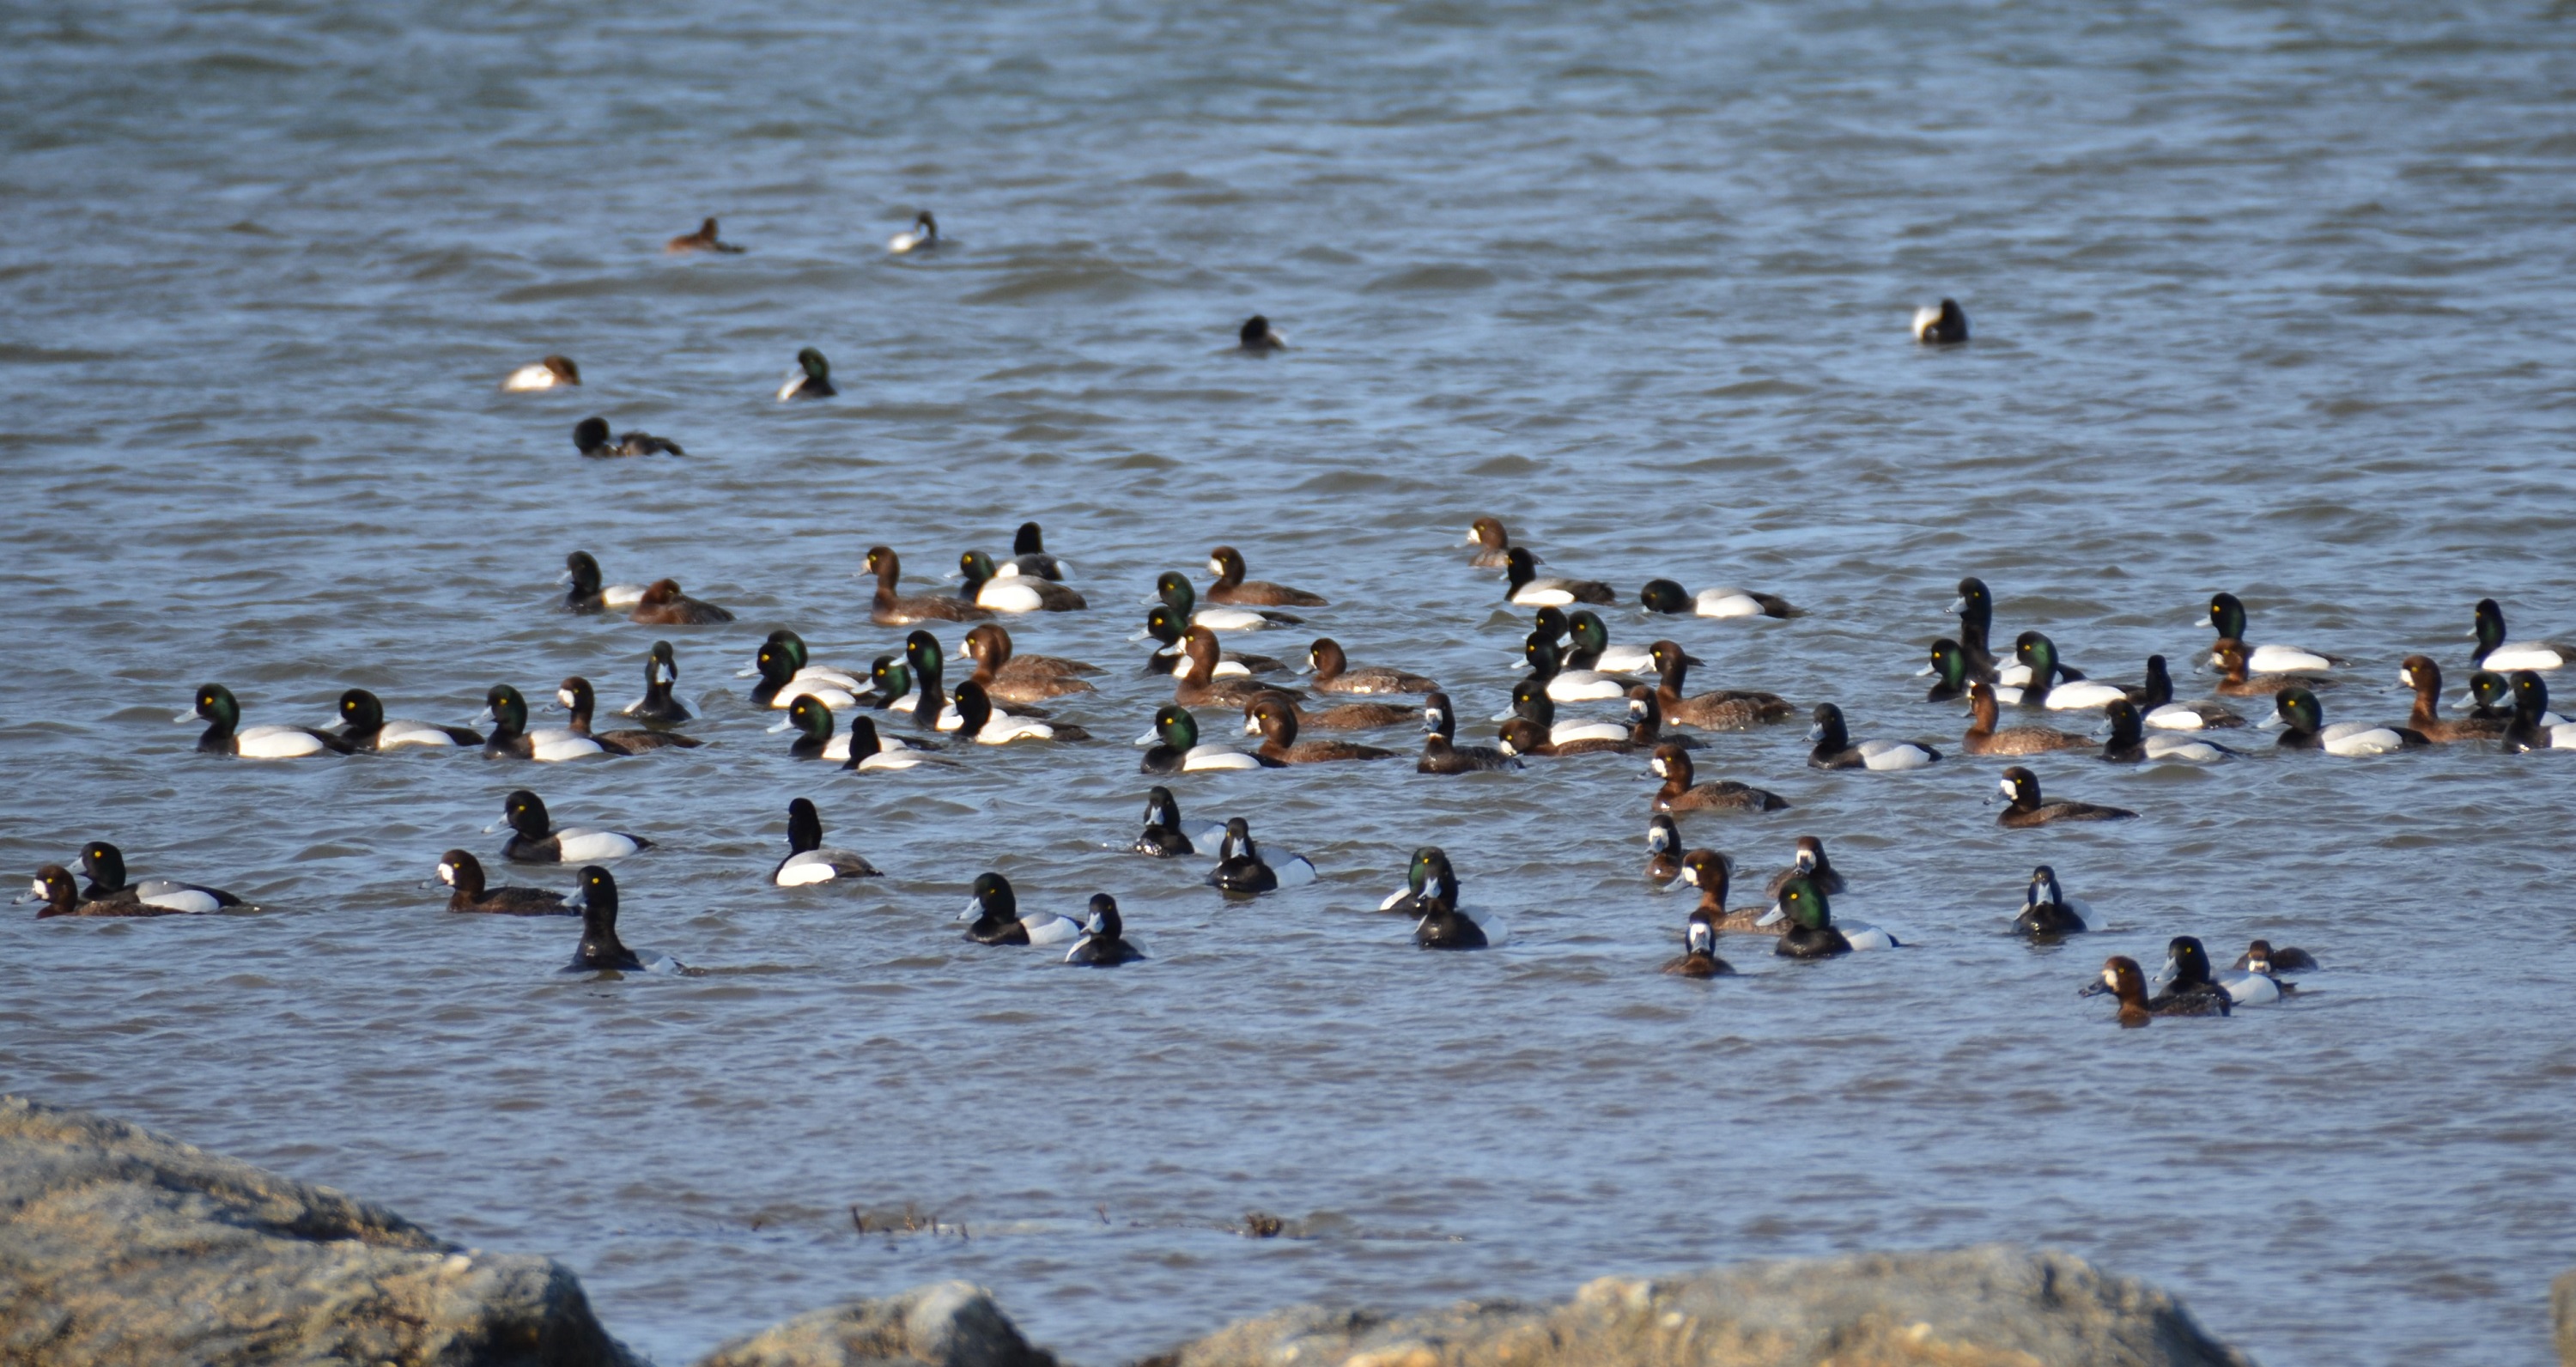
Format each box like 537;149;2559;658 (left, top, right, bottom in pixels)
2246;643;2336;674
957;902;1083;945
2142;734;2230;762
1851;741;1939;771
1507;580;1589;607
2318;722;2409;756
1911;306;1946;341
502;363;568;391
2032;680;2129;711
1183;745;1261;771
772;679;861;712
971;580;1053;613
1589;643;1657;674
775;848;872;886
2145;702;2227;731
889;228;933;254
1191;606;1274;633
1544;671;1625;702
778;373;822;402
555;829;644;862
129;881;226;914
374;720;462;749
2484;642;2569;671
1689;588;1770;618
234;725;331;760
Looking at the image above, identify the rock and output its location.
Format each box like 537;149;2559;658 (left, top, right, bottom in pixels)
1143;1245;2253;1367
0;1094;635;1367
2556;1268;2576;1365
693;1279;1055;1367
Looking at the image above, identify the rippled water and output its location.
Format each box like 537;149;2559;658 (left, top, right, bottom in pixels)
7;2;2576;1363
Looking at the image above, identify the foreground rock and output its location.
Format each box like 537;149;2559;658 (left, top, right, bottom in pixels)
0;1095;635;1367
696;1281;1056;1367
1140;1245;2253;1367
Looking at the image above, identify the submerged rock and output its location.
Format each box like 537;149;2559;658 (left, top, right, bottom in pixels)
694;1279;1056;1367
1140;1245;2253;1367
0;1095;635;1367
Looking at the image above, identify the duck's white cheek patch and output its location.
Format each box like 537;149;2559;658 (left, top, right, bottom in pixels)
1651;760;1668;776
437;866;457;886
1998;779;2016;797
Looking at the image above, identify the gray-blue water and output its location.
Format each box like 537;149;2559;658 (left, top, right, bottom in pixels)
5;2;2574;1362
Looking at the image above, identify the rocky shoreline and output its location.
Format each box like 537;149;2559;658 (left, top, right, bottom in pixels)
0;1093;2489;1366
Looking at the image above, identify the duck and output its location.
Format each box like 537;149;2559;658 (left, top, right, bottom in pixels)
775;695;861;761
1912;298;1968;344
557;677;702;754
1306;638;1437;695
1808;702;1940;771
1207;817;1315;894
956;624;1096;705
572;416;683;459
866;546;992;626
561;551;646;614
1176;628;1298;708
2080;956;2228;1026
1645;814;1684;884
887;210;939;255
334;689;483;750
2503;671;2576;751
778;347;835;400
666;216;744;253
76;841;243;913
1994;767;2135;826
750;630;872;696
1207;546;1327;607
1623;684;1703;751
1138;606;1282;677
998;521;1067;580
2389;655;2502;743
957;872;1084;945
1465;517;1531;569
1649;641;1793;731
1502;546;1613;606
1949;578;2005;683
1662;920;1732;977
1377;845;1452;916
2269;687;2427;755
1238;315;1287;352
619;641;693;726
959;550;1088;612
1139;705;1262;773
1131;786;1223;857
2155;934;2281;1006
179;684;354;758
1497;717;1631;759
1637;578;1799;620
1962;681;2092;756
839;714;945;772
1920;639;1971;702
952;682;1084;744
2136;653;2246;730
1154;572;1303;632
2010;864;2089;937
502;355;580;391
1766;876;1899;957
2009;633;2128;710
2233;939;2319;975
1065;895;1144;965
1419;693;1518;773
1523;635;1627;703
563;866;679;974
772;798;880;884
2208;639;2315;697
2477;669;2565;726
1677;848;1779;935
1243;689;1413;734
1762;836;1846;899
1650;744;1788;812
2470;598;2571;671
747;640;862;712
1399;851;1493;950
2206;593;2341;673
435;849;568;915
26;865;194;919
1493;677;1629;747
2101;700;2234;763
479;685;604;762
630;579;732;626
492;790;651;864
1562;611;1656;675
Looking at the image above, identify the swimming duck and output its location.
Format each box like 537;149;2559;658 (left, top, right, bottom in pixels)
2233;939;2319;974
1139;705;1261;773
26;865;191;919
1949;578;2004;682
572;416;683;459
1623;684;1703;751
952;682;1084;744
2503;671;2576;751
1238;315;1287;352
887;210;939;255
1650;744;1788;812
998;521;1067;580
1524;635;1627;703
1377;846;1453;917
2208;640;2315;697
1176;628;1297;708
2470;670;2544;722
1066;895;1143;965
76;841;243;913
747;640;861;712
561;551;645;614
1154;572;1303;631
1994;768;2135;826
334;689;483;750
1208;817;1315;894
1497;717;1631;758
775;695;860;761
1207;546;1327;608
840;714;944;772
955;625;1096;705
2471;598;2570;671
434;849;569;915
1807;703;1941;771
2155;934;2280;1006
502;355;580;391
479;685;603;762
1762;835;1846;898
2206;593;2340;673
1503;547;1613;606
1466;517;1532;569
1962;681;2092;756
179;684;354;758
492;790;652;864
2136;654;2246;730
1662;920;1732;977
1400;851;1492;950
2390;655;2499;743
750;630;872;696
773;798;880;884
960;550;1088;612
666;216;744;253
1138;605;1281;677
1419;693;1518;773
1493;677;1630;746
1562;611;1656;675
1920;639;1971;702
2269;687;2427;755
1244;689;1413;735
1306;638;1437;695
564;866;676;974
1132;786;1223;857
778;347;835;400
1678;848;1778;934
557;677;702;754
630;579;732;626
2010;864;2089;937
1766;876;1898;957
619;641;693;726
1649;641;1794;731
2080;956;2228;1026
2101;700;2234;763
1637;578;1799;620
1912;298;1968;344
958;872;1084;945
2010;634;2128;710
1646;815;1683;884
866;546;992;626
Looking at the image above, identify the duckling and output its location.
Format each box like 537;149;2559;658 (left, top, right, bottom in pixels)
1677;848;1778;935
1419;693;1518;773
2502;671;2576;751
772;798;880;884
501;355;580;391
1650;744;1788;812
1994;767;2135;826
2471;598;2572;671
2397;655;2504;742
866;546;992;625
1465;517;1531;569
1207;817;1315;894
1912;298;1968;344
1807;702;1941;771
1662;920;1732;977
778;347;835;400
2136;653;2246;730
557;677;702;754
2268;687;2428;756
2233;939;2319;975
666;216;744;253
1238;315;1287;352
618;641;693;726
959;550;1088;613
1131;786;1222;857
1206;546;1327;608
76;841;243;913
1502;546;1613;606
1637;578;1799;620
1139;706;1262;773
957;872;1083;945
1154;572;1304;631
434;849;568;915
2080;956;2228;1026
887;210;939;255
1065;895;1144;965
2206;593;2341;673
1645;815;1684;884
1138;605;1285;677
2101;700;2235;763
1762;836;1846;899
478;684;603;762
1649;641;1793;731
1767;876;1899;957
491;790;651;864
630;579;733;625
560;550;645;614
2010;864;2088;938
1920;639;1971;702
1176;628;1298;708
334;689;483;750
999;521;1067;580
1306;638;1437;695
179;684;355;758
572;416;683;459
1962;681;2092;756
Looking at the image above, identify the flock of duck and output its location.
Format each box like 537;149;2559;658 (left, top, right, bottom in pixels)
32;224;2576;1023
